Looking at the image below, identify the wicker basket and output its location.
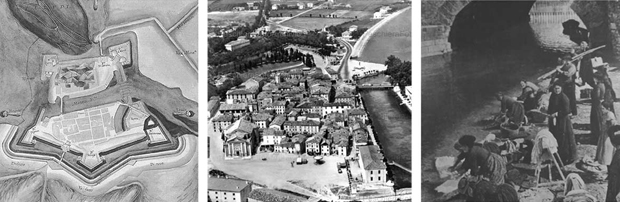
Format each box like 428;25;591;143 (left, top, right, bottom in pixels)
580;88;592;99
500;123;520;138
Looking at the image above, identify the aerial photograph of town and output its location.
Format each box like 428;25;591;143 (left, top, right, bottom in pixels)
0;0;198;201
207;0;412;201
423;0;620;202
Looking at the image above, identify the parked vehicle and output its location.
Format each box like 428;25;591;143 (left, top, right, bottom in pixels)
296;157;308;165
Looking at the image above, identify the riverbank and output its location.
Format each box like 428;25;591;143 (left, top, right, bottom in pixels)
357;75;412;189
421;53;620;201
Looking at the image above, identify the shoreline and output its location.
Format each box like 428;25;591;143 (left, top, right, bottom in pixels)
357;76;412;189
421;50;620;201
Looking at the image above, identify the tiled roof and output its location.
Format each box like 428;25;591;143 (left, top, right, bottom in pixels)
225;39;250;47
334;138;348;147
323;102;352;107
208;100;220;112
354;130;368;143
306;135;323;144
263;128;285;137
224;119;257;135
291;134;306;143
359;145;387;170
336;91;354;98
351;120;366;131
295;102;314;108
283;120;320;126
305;113;322;118
270;115;286;126
287;109;300;117
257;91;272;100
273;101;287;106
208;177;251;192
227;86;258;95
219;103;247;111
252;113;273;121
212;113;233;122
262;83;277;91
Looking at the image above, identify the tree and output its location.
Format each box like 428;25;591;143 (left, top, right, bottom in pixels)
383;56;411;88
264;0;272;17
305;53;314;67
328;86;336;103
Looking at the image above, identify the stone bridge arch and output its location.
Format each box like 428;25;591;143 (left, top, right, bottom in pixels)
421;0;613;58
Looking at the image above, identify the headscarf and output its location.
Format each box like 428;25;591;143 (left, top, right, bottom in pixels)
459;135;477;148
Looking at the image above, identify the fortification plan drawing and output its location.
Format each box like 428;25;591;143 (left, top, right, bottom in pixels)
0;0;198;201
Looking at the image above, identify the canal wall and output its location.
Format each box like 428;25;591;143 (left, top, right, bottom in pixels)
422;25;452;58
357;90;411;181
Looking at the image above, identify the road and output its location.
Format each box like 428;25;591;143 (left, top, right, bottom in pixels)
335;38;353;80
277;3;325;24
350;6;411;58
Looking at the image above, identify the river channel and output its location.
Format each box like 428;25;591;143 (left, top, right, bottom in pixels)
421;2;586;200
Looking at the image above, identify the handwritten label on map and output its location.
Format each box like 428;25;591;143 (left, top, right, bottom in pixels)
176;50;196;56
79;185;94;192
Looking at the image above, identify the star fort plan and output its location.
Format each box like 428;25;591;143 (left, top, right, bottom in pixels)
0;0;197;201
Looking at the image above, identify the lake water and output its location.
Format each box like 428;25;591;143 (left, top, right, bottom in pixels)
359;8;412;64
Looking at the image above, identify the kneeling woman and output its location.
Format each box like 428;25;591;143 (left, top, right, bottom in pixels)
453;135;507;200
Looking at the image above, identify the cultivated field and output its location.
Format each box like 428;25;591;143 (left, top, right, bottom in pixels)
269;9;309;17
208;10;259;26
208;0;256;11
304;9;373;19
281;17;354;30
335;0;404;12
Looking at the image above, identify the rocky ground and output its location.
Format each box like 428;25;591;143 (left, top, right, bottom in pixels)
423;62;620;202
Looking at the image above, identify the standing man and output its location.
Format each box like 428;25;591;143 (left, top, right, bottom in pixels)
562;19;593;87
552;55;578;116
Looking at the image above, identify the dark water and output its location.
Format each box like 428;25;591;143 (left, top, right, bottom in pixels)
421;22;561;158
420;3;586;201
359;76;412;189
421;2;585;158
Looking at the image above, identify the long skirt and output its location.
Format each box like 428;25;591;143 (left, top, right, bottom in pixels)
482;153;507;185
507;102;525;125
563;82;578;116
606;152;620;202
550;116;578;164
596;129;615;165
